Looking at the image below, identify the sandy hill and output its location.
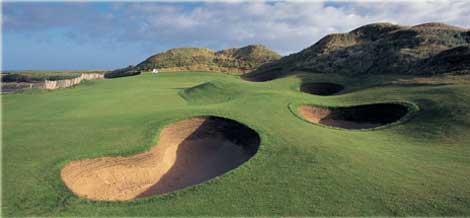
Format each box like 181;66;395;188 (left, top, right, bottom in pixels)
246;22;470;80
135;44;281;74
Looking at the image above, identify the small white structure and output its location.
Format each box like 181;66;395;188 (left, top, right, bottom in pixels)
152;69;159;74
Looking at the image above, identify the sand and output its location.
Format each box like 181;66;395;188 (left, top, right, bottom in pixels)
300;82;344;96
298;103;408;129
61;117;259;201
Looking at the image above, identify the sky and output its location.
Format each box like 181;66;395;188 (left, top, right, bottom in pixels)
2;1;470;71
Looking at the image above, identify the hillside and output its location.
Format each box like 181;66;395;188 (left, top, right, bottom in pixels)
134;44;281;74
245;22;470;81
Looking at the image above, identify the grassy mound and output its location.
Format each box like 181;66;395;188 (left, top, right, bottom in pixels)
179;80;241;104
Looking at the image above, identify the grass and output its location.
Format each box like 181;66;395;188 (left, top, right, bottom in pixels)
178;80;242;104
2;71;470;216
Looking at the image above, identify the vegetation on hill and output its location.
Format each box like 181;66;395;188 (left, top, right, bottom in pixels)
135;44;281;74
1;70;108;82
246;22;470;80
104;66;141;79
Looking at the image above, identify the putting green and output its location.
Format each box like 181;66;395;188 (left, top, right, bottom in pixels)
2;71;470;216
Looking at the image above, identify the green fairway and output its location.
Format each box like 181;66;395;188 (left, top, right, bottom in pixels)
2;71;470;216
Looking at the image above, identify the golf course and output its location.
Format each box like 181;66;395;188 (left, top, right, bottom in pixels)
3;1;470;215
3;71;470;216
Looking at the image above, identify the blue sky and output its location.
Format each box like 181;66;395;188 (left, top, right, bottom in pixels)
3;1;470;71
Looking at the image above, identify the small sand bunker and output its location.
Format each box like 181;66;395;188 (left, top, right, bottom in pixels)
300;82;344;96
298;103;409;129
61;117;260;201
241;69;287;82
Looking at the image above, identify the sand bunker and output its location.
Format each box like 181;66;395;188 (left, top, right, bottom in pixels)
241;69;288;82
300;82;344;96
61;117;260;201
298;103;409;129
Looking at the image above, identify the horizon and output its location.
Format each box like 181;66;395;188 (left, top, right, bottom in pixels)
3;1;470;71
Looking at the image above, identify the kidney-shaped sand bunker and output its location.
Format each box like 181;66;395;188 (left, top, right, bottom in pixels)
298;103;409;129
300;82;344;96
61;116;260;201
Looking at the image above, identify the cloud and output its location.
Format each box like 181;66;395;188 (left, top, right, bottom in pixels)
3;1;470;56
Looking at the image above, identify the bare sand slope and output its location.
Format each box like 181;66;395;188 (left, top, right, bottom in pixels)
61;117;260;201
299;103;409;129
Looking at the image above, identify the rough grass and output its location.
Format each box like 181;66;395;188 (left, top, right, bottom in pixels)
250;22;470;77
2;71;470;216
